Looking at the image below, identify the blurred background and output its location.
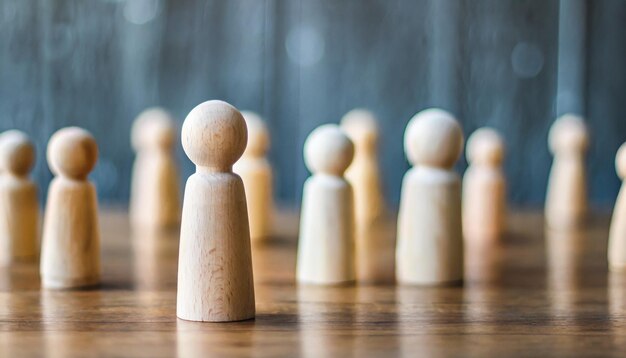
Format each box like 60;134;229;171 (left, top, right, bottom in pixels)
0;0;625;209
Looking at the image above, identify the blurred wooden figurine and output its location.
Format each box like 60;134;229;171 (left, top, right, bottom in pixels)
545;114;589;229
462;127;506;243
397;108;464;285
297;124;355;285
340;109;390;283
608;143;626;271
40;127;100;289
130;108;180;230
233;111;273;242
177;100;255;322
0;130;38;265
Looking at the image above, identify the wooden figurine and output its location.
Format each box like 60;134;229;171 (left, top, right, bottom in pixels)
130;107;180;231
176;100;255;322
340;109;390;283
397;108;464;285
545;114;589;230
297;124;355;285
0;130;38;265
462;127;506;243
40;127;100;289
233;111;273;242
608;143;626;271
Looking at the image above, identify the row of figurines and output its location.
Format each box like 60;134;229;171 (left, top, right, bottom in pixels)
0;99;623;323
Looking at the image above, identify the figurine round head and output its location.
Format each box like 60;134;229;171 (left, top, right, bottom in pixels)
340;109;378;153
131;107;176;151
548;114;588;155
304;124;354;176
404;108;464;168
240;111;269;157
466;127;504;166
182;100;247;170
616;143;626;179
0;130;35;177
47;127;98;180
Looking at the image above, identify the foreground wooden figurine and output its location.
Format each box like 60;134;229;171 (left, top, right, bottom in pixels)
0;130;38;265
462;127;506;243
233;111;273;242
297;124;355;285
340;109;390;283
397;108;464;285
608;143;626;271
177;100;255;322
545;114;589;230
129;108;180;231
40;127;100;289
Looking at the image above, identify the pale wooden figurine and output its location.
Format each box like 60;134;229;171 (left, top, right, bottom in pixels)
130;108;180;230
233;111;273;242
177;100;255;322
397;108;464;285
462;127;506;243
608;143;626;271
545;114;589;229
40;127;100;289
297;124;355;285
340;109;390;283
0;130;38;265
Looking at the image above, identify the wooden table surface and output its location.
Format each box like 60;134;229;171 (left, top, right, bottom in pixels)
1;209;625;357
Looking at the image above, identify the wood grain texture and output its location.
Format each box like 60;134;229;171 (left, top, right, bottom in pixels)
177;100;255;322
177;171;255;322
1;209;625;357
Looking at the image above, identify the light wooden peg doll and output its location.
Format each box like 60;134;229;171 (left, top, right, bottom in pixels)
397;108;464;285
608;143;626;271
177;100;255;322
340;109;390;283
130;108;180;230
40;127;100;289
0;130;38;265
462;127;506;243
545;114;589;229
233;111;273;242
297;124;355;285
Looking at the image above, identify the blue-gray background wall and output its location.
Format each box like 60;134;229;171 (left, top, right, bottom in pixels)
0;0;624;208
